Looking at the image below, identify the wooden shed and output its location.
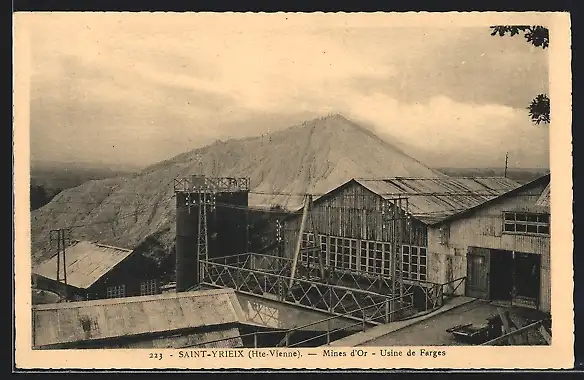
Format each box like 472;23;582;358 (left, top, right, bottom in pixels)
283;177;520;284
32;240;161;301
427;174;551;314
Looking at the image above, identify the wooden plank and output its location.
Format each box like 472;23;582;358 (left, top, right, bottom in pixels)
497;308;511;335
497;308;521;345
539;325;552;345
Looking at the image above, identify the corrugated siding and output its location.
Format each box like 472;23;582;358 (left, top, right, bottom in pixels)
33;288;241;348
427;180;551;312
32;241;134;289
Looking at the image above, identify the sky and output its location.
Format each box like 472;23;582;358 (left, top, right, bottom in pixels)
22;13;550;169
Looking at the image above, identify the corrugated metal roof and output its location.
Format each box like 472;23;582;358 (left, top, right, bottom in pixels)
32;288;242;348
536;183;550;207
32;241;134;289
354;177;520;224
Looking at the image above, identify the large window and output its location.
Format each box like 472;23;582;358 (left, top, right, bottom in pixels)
140;279;158;296
503;212;550;235
299;233;427;281
106;284;126;299
300;232;317;264
400;245;427;281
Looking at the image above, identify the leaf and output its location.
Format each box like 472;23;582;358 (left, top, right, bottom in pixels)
527;94;551;125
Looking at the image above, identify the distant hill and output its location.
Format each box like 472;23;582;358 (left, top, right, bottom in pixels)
30;114;443;264
436;167;550;184
30;161;140;210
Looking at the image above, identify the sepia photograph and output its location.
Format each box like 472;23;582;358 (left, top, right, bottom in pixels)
13;12;573;369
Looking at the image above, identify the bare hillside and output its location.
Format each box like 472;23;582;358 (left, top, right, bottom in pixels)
30;114;443;264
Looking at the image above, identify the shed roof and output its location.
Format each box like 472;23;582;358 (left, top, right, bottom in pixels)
32;288;245;348
536;183;551;207
430;173;550;226
32;241;134;289
326;177;520;224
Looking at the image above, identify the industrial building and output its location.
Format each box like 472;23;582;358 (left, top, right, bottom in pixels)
282;177;520;286
427;174;551;313
32;240;161;301
281;174;551;315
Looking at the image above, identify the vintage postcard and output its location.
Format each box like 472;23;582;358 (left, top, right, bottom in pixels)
13;11;573;369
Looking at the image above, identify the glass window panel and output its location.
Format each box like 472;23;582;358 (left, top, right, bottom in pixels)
420;248;427;257
527;214;538;223
411;256;418;264
403;254;409;263
538;225;550;234
527;224;538;233
402;263;409;272
420;265;427;275
538;214;550;224
412;247;418;256
420;256;427;265
516;223;527;233
504;223;516;232
403;246;410;255
516;213;527;221
420;273;427;281
504;212;515;221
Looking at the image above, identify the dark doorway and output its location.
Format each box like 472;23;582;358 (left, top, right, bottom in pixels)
490;249;514;301
513;252;541;309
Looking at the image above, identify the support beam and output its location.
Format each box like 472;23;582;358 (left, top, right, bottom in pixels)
289;194;311;289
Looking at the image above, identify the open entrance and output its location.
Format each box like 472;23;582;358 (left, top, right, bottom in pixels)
490;250;514;302
467;247;541;310
513;251;541;309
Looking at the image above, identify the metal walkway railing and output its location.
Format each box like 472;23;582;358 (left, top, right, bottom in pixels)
181;298;412;349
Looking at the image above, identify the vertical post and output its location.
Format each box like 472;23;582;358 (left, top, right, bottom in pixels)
391;200;396;300
326;318;331;344
62;230;68;300
285;331;290;347
329;288;333;312
289;194;311;290
384;298;390;324
398;198;404;304
504;152;509;178
245;207;250;253
253;332;258;348
56;230;61;284
362;310;366;332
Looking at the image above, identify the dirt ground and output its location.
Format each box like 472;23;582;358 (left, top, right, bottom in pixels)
363;299;549;346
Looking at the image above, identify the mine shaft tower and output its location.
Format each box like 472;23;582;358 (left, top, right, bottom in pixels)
174;175;250;292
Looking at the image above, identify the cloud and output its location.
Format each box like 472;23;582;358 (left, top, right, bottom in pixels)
25;13;550;168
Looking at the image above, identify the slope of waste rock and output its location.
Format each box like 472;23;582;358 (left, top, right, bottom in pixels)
30;114;444;264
